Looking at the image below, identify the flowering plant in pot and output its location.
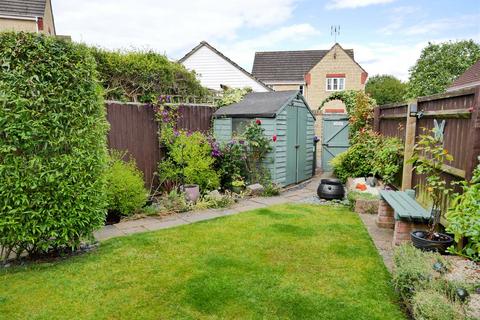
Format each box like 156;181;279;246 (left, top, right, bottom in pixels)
231;175;246;194
408;128;454;252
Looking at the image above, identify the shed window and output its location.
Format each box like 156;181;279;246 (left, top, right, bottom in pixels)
326;78;345;91
232;118;251;135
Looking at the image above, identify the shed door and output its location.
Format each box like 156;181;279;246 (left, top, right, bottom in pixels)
286;105;309;185
322;114;349;171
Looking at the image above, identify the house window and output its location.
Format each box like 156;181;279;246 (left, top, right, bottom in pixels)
232;118;251;135
326;77;345;91
299;85;304;95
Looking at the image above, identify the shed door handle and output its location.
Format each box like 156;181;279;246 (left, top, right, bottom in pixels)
295;145;300;148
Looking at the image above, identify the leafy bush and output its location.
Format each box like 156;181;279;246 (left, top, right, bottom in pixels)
242;120;273;184
104;152;148;216
215;140;248;189
156;190;191;214
0;32;109;261
158;129;220;192
331;130;403;184
91;48;209;102
392;244;439;301
446;162;480;261
412;289;464;320
216;87;251;107
262;183;281;197
194;191;237;210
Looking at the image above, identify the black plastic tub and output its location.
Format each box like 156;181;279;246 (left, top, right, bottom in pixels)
317;178;345;200
411;230;453;253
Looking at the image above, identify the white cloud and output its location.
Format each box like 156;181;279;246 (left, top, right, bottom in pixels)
52;0;300;57
326;0;395;10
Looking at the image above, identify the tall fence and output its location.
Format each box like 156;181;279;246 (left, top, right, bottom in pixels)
106;102;216;188
374;86;480;212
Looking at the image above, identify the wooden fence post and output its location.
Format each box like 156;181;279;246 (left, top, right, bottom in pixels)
401;102;417;190
373;106;380;132
464;87;480;180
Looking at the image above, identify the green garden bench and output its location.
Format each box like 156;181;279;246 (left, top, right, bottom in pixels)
379;190;431;222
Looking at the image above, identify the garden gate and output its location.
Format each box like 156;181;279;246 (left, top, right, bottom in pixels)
321;114;350;171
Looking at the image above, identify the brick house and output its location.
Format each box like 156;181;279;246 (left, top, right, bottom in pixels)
252;43;368;112
0;0;56;35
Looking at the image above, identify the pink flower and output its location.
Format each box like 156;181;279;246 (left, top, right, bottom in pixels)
255;119;262;125
272;135;277;142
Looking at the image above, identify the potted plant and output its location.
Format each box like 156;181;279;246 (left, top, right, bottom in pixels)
231;176;245;194
409;128;454;252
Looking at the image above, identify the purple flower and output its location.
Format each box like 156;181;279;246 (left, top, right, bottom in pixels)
173;129;180;137
239;140;245;145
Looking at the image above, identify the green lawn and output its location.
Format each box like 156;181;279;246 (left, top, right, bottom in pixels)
0;204;405;320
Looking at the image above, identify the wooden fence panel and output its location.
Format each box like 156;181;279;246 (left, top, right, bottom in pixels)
374;87;480;214
106;102;215;188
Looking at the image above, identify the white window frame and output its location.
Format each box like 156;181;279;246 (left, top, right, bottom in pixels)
326;77;345;92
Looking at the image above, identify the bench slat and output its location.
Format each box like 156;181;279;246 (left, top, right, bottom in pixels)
379;190;430;221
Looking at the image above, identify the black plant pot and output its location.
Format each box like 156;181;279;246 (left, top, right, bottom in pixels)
410;230;453;253
317;178;345;200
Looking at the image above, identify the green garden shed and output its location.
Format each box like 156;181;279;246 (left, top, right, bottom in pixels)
213;91;316;186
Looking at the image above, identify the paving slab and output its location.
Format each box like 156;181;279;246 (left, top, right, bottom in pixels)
94;225;125;241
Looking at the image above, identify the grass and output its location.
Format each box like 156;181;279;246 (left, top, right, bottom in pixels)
0;204;405;320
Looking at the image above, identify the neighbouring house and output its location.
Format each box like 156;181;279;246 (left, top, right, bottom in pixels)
0;0;56;35
179;41;272;92
447;59;480;92
252;43;368;112
213;90;315;186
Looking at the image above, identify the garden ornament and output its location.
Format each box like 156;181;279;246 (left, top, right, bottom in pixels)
433;119;446;142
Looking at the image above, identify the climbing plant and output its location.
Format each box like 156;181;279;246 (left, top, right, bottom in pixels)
320;90;376;138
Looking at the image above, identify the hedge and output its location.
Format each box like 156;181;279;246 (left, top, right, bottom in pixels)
0;32;109;261
90;48;210;102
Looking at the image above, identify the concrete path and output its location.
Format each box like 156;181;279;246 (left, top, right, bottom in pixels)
94;175;322;241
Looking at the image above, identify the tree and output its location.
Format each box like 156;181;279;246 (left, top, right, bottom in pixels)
405;40;480;99
366;74;407;105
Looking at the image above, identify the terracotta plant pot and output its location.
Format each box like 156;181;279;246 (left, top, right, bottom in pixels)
183;184;200;202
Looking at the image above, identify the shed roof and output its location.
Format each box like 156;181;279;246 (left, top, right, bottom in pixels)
448;59;480;91
0;0;46;18
214;90;312;118
252;47;354;82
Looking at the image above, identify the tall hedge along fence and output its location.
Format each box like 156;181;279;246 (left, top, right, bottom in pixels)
90;48;210;103
0;32;109;261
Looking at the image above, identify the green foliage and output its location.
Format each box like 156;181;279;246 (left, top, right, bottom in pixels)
409;128;454;233
194;191;237;210
366;74;407;105
262;183;281;197
90;48;209;102
331;130;403;184
104;152;148;216
242;120;273;184
0;32;109;261
406;40;480;99
446;162;480;261
216;87;251;107
156;190;191;214
158;131;220;192
320;90;376;138
412;289;465;320
392;244;439;301
216;140;248;189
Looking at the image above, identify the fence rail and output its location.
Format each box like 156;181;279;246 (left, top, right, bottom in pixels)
106;102;216;188
374;86;480;213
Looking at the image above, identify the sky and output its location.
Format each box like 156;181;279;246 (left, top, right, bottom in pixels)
52;0;480;81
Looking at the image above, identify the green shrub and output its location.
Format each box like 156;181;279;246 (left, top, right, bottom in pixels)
392;244;439;301
331;130;403;184
156;190;191;214
216;87;251;107
90;48;209;102
104;152;148;216
158;131;220;192
262;183;281;197
412;289;464;320
215;140;248;189
194;191;236;210
446;162;480;262
0;32;109;261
